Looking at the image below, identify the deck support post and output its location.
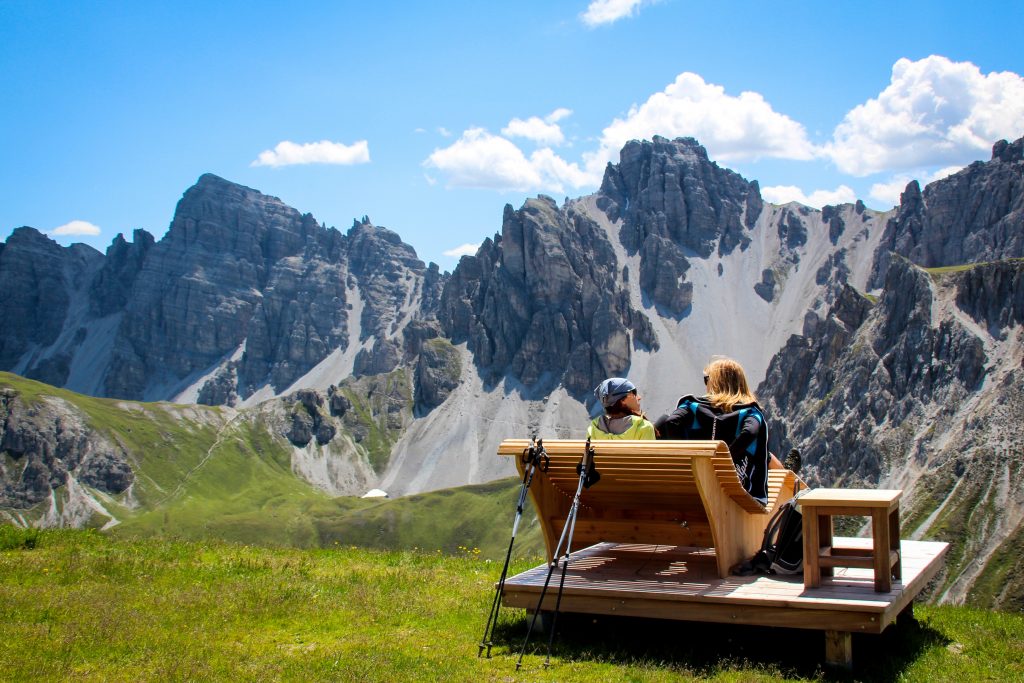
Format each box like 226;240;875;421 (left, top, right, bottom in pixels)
824;630;853;669
897;600;915;626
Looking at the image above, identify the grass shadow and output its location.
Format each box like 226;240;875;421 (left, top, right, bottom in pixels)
489;608;948;680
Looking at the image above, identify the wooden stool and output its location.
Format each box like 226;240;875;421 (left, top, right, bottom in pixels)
799;489;902;592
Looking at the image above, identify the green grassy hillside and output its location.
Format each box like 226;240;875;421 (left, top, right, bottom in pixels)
2;528;1022;682
0;372;543;560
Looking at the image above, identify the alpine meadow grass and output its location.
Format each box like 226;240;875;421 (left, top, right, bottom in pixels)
1;528;1022;682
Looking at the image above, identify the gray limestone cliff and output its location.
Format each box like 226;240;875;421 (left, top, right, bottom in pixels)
0;228;104;387
0;387;133;509
438;195;656;398
598;136;763;315
762;257;987;481
90;228;155;317
758;257;1023;607
104;173;340;399
414;337;461;414
870;137;1024;288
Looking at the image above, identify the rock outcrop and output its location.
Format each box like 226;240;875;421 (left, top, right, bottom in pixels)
598;136;763;314
414;338;461;414
0;174;444;404
285;389;337;447
90;228;155;317
0;387;133;509
758;257;1023;607
0;228;103;384
104;174;346;398
438;195;656;398
869;137;1024;288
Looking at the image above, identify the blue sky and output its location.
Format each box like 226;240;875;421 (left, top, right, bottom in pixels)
2;0;1023;268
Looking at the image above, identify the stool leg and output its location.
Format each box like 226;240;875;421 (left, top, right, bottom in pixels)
819;514;834;578
803;509;821;588
889;507;902;582
872;508;891;592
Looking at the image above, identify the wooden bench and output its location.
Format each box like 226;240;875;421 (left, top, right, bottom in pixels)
498;439;796;578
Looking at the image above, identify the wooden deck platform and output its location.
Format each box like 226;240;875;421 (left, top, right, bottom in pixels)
501;537;948;666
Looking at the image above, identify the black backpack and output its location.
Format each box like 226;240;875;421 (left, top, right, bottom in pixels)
734;488;807;576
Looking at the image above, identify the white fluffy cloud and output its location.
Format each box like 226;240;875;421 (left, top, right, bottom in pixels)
424;128;597;193
581;0;648;26
51;220;101;236
443;242;480;258
827;56;1024;176
867;177;914;208
424;58;1021;206
425;128;541;190
547;108;572;123
251;140;370;167
530;148;597;189
868;165;965;208
760;184;857;209
584;72;818;176
502;109;573;146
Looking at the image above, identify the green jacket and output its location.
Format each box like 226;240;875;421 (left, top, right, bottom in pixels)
587;414;657;440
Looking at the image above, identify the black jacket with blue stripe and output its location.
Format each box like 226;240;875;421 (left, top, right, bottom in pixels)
654;395;769;504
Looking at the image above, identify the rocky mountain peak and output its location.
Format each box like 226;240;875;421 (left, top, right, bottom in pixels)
103;175;320;398
90;228;155;317
599;136;762;257
596;136;763;316
347;217;423;273
438;193;656;398
0;228;103;383
869;135;1024;288
168;173;320;265
992;136;1024;163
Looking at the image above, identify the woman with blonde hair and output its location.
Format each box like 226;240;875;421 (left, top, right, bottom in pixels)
654;357;772;503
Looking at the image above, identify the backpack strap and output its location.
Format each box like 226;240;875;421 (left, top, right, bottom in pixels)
735;406;764;456
734;407;748;439
687;401;701;432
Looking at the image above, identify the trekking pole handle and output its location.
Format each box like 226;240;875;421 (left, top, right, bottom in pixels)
522;438;550;471
576;438;600;489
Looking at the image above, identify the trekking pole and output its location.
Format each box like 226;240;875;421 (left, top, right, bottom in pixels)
516;438;599;670
478;437;549;658
542;438;599;668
